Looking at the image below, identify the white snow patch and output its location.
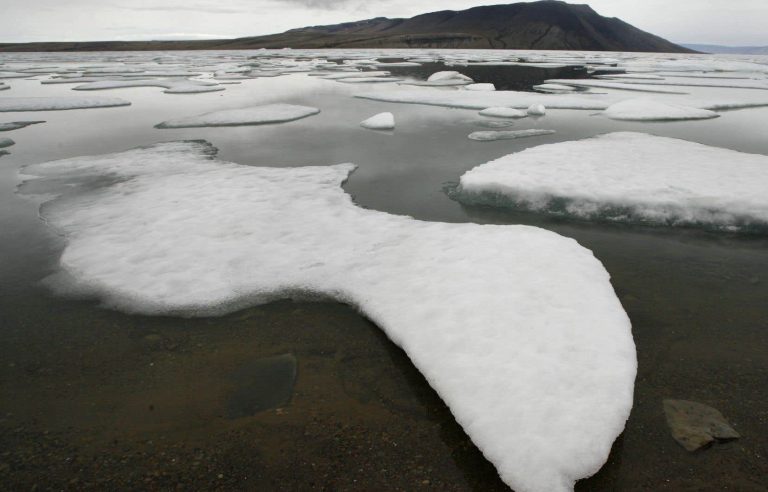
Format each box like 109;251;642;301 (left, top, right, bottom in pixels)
480;107;528;118
156;104;320;129
468;129;555;141
527;104;547;116
602;99;720;121
360;112;395;130
464;83;496;91
20;140;635;492
458;132;768;230
0;96;131;112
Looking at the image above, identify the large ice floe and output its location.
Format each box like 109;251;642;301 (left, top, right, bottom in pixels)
156;104;320;129
20;141;636;492
601;99;720;121
468;129;555;142
457;132;768;231
0;96;131;112
72;79;225;94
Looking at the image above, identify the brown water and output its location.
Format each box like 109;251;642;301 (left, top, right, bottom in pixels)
1;50;767;491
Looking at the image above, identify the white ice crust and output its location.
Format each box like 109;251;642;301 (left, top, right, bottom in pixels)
21;141;636;492
480;107;528;118
602;99;720;121
0;96;131;112
156;104;320;128
360;112;395;130
468;129;555;141
459;132;768;230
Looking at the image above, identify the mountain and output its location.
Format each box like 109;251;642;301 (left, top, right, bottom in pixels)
0;1;693;53
681;44;768;55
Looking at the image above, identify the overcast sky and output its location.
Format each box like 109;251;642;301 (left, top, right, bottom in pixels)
1;0;766;46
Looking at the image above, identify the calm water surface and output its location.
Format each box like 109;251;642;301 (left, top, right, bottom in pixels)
1;51;767;490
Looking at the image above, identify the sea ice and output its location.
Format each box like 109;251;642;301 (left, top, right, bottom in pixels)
360;112;395;130
533;83;578;93
601;99;720;121
468;129;555;141
544;79;689;94
20;140;635;492
73;79;225;94
458;132;768;230
0;96;131;112
527;104;547;116
464;83;496;91
480;107;528;118
401;70;474;87
0;120;45;131
0;137;14;148
155;104;320;128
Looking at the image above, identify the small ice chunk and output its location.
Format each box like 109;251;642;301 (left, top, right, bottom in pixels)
533;83;578;93
468;129;555;141
527;104;547;116
480;107;528;118
427;71;473;83
360;112;395;130
0;137;14;148
156;104;320;129
0;120;45;131
20;140;635;492
0;96;131;112
458;132;768;231
464;83;496;91
602;99;719;121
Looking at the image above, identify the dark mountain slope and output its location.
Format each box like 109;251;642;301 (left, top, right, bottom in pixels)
0;1;693;53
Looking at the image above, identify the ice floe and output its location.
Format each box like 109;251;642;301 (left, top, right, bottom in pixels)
0;120;45;131
458;132;768;231
533;83;578;93
360;112;395;130
601;99;720;121
402;71;474;87
0;96;131;112
73;79;225;94
480;107;528;118
464;83;496;91
527;104;547;116
468;129;555;141
544;79;689;94
0;137;14;148
156;104;320;129
20;140;635;492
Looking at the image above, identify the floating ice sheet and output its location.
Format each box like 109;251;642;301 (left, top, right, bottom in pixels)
469;129;555;141
73;79;225;94
0;96;131;112
0;120;45;131
360;112;395;130
20;141;636;492
156;104;320;128
602;99;720;121
458;132;768;231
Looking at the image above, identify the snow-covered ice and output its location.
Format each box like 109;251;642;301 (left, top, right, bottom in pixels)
156;104;320;129
480;107;528;118
73;79;225;94
468;129;555;141
527;104;547;116
0;120;45;131
20;140;635;492
601;99;720;121
464;83;496;91
0;96;131;112
458;132;768;231
360;112;395;130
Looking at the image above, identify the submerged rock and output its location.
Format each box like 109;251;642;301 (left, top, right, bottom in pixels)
663;399;740;451
226;353;298;418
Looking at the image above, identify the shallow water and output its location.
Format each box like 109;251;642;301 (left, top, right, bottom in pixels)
1;49;767;490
